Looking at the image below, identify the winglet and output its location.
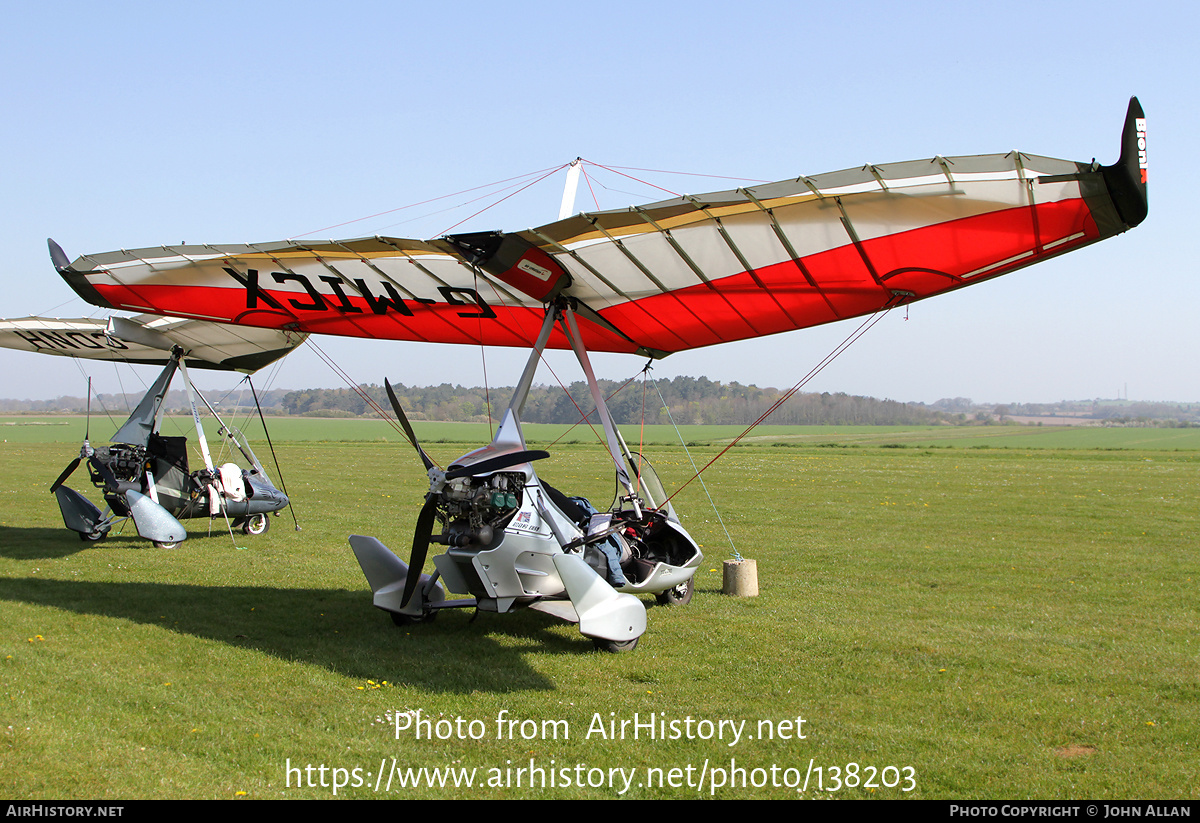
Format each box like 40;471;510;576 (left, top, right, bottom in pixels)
47;238;116;309
1100;97;1148;229
47;238;71;273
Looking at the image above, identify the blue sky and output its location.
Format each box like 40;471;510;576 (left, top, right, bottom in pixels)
2;0;1193;405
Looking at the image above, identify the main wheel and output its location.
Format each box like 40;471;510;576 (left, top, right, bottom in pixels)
78;529;108;543
390;609;437;626
592;637;639;653
241;514;270;536
655;577;693;606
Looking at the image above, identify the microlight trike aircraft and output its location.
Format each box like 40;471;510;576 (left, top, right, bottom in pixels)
0;314;302;547
42;99;1147;648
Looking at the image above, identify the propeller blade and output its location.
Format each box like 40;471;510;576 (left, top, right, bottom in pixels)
385;379;434;471
400;494;439;608
445;450;550;480
87;456;117;488
51;377;93;494
49;458;80;493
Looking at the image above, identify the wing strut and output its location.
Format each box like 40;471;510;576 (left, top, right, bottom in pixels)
560;303;639;511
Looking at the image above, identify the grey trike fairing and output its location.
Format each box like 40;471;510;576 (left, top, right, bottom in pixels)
51;346;289;548
351;299;702;652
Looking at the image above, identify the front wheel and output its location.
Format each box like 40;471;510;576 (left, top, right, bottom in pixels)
655;577;693;606
240;514;270;536
390;609;437;627
154;540;179;549
593;637;639;653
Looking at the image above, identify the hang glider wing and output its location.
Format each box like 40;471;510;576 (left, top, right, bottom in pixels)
52;99;1147;357
0;314;307;372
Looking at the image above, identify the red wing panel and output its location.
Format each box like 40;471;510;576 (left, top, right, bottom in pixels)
83;281;641;354
596;200;1100;353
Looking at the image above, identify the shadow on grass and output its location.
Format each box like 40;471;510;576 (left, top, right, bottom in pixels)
0;525;134;560
0;525;249;560
0;575;595;692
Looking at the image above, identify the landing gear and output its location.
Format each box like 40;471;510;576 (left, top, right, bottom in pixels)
154;540;179;549
238;514;270;536
390;609;437;627
593;637;639;653
78;528;108;543
655;577;693;606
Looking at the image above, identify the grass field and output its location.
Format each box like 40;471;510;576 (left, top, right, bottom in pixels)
7;414;1200;449
1;424;1197;799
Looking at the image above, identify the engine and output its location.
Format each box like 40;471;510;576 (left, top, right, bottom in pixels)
434;471;524;548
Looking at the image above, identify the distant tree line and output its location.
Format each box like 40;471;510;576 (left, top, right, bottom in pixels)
0;388;294;416
4;379;1198;427
275;377;951;426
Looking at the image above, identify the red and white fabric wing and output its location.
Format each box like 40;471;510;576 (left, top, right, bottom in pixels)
53;100;1147;358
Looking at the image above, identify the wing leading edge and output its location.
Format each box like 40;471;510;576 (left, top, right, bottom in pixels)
51;99;1147;357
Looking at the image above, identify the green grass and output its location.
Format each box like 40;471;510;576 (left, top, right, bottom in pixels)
1;431;1198;798
7;415;1200;450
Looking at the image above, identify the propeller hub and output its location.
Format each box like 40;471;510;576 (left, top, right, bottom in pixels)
427;466;446;493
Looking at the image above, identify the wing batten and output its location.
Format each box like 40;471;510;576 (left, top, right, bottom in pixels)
834;197;888;288
580;217;711;350
739;188;843;322
527;226;695;353
630;206;768;342
689;195;811;333
1013;152;1047;258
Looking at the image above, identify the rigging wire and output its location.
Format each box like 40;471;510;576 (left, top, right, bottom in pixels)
379;173;568;233
247;375;300;532
67;358;120;431
302;336;520;475
285;156;764;244
292;164;566;239
436;163;570;236
304;337;411;440
580;159;682;198
579;164;602;211
664;303;900;506
645;363;741;560
599;163;771;184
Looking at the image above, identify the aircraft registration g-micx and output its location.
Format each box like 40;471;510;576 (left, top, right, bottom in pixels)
43;98;1147;650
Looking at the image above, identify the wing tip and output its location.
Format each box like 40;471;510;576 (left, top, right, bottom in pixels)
47;237;119;310
47;238;70;273
1099;96;1148;229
